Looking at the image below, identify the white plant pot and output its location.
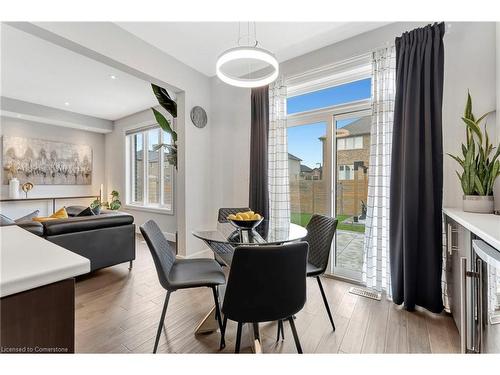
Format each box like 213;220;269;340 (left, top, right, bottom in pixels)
463;195;494;214
8;178;20;199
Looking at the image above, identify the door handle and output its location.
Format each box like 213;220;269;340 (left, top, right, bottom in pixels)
476;258;483;353
460;256;468;353
447;223;458;255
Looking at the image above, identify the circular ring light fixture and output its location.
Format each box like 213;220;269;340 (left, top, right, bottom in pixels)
216;23;279;88
216;46;279;88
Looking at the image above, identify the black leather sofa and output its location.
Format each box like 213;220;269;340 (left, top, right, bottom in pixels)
1;206;136;272
42;207;136;272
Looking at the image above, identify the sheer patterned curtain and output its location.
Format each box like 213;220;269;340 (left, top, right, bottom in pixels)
362;46;396;296
268;76;290;231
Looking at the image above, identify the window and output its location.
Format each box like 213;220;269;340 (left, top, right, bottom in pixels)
337;136;363;150
287;78;371;115
127;126;174;213
338;165;354;180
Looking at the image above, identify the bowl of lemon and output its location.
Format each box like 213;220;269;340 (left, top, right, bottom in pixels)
227;210;264;230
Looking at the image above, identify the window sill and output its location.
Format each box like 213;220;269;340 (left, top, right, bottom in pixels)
124;204;174;215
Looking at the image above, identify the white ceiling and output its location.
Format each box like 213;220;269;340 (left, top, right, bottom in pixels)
117;22;390;77
1;24;158;121
1;22;389;121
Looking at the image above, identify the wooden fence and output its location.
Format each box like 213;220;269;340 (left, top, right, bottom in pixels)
290;170;368;217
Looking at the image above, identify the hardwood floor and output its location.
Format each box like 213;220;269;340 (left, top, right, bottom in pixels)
74;235;460;354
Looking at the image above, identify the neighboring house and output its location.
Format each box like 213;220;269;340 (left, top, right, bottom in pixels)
288;153;302;181
288;153;322;181
335;116;370;180
302;165;322;180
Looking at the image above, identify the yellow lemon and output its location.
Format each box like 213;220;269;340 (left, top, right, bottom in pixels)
245;211;255;216
240;213;250;220
253;213;262;220
227;214;237;220
235;214;244;220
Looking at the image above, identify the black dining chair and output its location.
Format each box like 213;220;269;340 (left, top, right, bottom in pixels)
220;242;309;353
140;220;226;353
213;207;251;267
276;214;338;341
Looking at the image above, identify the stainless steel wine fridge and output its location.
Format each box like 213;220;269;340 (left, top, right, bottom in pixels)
460;240;500;353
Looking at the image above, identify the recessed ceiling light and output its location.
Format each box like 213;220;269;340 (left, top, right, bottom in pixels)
110;75;117;80
64;102;70;106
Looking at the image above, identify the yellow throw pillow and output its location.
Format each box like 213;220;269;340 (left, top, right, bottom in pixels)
32;217;58;223
51;207;68;219
33;207;69;222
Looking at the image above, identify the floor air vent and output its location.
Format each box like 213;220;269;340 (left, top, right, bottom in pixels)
348;287;381;301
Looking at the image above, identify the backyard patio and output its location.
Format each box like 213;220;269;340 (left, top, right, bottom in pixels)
291;213;365;274
336;229;365;273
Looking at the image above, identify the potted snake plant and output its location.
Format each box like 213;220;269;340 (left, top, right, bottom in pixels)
448;91;499;213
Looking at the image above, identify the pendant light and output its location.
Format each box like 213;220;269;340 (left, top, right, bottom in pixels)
216;22;279;88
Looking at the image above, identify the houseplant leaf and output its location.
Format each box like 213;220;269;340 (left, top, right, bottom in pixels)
461;117;483;144
151;84;177;118
475;110;494;126
152;108;178;143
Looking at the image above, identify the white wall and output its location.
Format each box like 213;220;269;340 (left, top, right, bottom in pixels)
25;22;214;256
494;23;500;210
0;116;105;217
442;22;497;209
106;107;177;239
209;78;251;216
211;22;498;211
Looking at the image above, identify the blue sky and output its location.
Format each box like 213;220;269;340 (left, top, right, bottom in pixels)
287;78;371;168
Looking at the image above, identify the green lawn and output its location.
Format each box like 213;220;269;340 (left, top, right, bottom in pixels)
291;212;365;233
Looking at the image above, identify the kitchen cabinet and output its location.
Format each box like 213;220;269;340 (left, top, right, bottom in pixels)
443;208;500;353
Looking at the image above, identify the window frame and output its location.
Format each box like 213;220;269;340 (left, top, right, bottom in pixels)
338;164;355;180
126;125;175;215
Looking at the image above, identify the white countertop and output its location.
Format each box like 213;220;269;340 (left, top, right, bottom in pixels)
443;208;500;250
0;226;90;298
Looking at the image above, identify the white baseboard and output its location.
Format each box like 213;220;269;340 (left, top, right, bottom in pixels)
176;248;212;259
135;226;176;242
136;229;210;258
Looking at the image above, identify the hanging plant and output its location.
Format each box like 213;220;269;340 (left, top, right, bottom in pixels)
151;84;178;169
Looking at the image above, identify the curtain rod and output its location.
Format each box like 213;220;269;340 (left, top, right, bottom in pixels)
284;22;450;83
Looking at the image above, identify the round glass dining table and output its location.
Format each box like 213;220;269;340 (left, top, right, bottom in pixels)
192;220;308;266
191;220;307;351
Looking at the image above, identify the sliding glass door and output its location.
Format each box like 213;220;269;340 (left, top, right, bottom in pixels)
331;111;371;281
287;105;370;282
288;121;331;228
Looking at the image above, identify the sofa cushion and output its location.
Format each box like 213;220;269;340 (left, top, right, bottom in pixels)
15;210;40;223
0;214;15;226
17;221;44;236
76;207;95;217
66;205;88;217
43;212;134;236
33;207;69;222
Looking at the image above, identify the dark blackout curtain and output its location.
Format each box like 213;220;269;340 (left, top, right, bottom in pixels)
249;86;269;221
390;22;445;313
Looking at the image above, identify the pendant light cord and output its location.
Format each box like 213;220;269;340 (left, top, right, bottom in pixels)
237;21;258;47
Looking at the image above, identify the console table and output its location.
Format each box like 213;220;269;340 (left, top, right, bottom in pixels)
0;195;99;214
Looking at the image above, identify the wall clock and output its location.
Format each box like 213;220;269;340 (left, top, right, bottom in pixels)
190;106;207;128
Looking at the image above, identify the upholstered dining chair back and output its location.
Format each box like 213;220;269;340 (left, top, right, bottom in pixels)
304;214;338;274
140;220;176;290
222;242;308;323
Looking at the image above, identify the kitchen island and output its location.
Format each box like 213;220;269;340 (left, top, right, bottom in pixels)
0;226;90;353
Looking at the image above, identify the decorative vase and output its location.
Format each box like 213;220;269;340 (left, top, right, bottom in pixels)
463;195;494;214
9;178;20;199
